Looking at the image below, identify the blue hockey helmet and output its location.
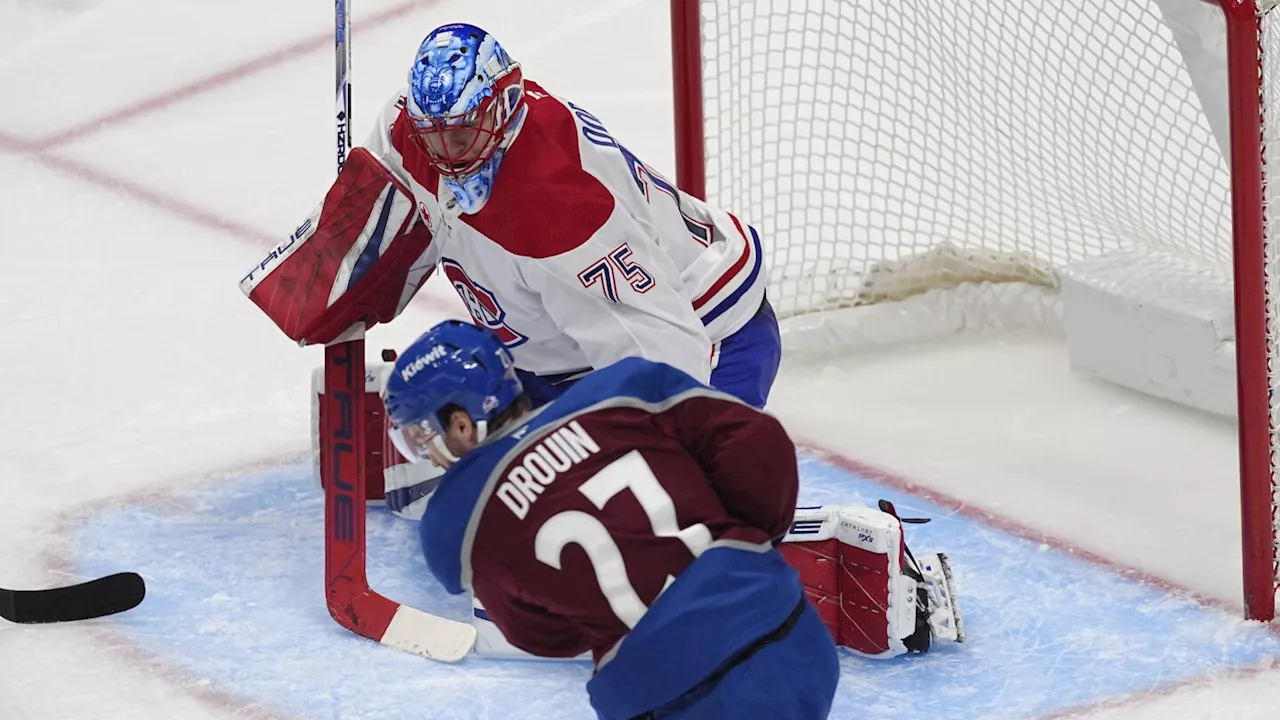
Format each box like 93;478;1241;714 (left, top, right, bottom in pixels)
404;23;525;182
382;320;523;463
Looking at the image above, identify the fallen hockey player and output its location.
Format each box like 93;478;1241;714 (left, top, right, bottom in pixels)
381;321;965;719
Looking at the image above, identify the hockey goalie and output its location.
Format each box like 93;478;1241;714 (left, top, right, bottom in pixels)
238;18;966;697
260;18;789;523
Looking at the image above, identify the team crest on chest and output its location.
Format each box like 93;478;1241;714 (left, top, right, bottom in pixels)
441;258;527;347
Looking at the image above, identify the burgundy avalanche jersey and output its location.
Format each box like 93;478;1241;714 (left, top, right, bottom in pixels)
419;358;799;664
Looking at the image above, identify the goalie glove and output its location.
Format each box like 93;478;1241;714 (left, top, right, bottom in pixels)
240;147;436;346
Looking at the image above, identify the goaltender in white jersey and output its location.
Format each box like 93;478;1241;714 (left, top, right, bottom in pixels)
359;22;781;410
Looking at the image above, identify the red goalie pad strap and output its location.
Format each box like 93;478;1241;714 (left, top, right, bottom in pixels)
240;147;435;345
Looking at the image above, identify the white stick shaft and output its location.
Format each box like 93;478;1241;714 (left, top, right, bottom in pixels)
335;0;352;174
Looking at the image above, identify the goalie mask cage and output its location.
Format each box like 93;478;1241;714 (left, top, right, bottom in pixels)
670;0;1280;622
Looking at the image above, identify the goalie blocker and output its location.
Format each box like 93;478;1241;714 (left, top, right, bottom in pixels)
779;502;965;658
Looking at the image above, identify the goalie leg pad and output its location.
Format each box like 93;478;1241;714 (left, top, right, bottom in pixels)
777;508;842;641
835;506;921;658
781;505;966;659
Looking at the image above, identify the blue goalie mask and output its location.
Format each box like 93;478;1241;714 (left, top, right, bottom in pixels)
403;23;526;213
382;320;523;464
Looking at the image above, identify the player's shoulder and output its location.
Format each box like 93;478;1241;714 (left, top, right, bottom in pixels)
419;440;515;591
564;358;720;410
429;439;510;513
460;81;616;260
381;87;409;115
381;87;444;191
378;87;412;142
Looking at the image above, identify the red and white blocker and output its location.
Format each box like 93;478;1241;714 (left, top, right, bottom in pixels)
779;504;965;658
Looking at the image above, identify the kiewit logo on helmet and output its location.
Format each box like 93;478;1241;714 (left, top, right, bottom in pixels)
400;345;448;382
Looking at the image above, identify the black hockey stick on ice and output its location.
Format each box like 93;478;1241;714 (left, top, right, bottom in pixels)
0;572;145;624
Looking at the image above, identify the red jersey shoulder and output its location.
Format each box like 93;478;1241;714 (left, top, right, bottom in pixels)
461;81;615;259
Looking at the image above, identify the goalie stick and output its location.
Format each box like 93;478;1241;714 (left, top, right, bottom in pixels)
321;0;475;663
0;572;145;624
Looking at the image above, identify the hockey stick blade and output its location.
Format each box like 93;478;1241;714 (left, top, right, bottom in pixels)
329;583;476;662
380;603;477;662
0;572;145;624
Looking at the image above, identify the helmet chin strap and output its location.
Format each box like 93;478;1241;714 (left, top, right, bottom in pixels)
429;420;488;464
429;434;458;464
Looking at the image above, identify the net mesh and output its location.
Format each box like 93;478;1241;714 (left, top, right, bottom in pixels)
1260;1;1280;611
694;0;1280;615
697;0;1234;318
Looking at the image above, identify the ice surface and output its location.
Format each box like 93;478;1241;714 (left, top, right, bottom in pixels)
67;455;1280;719
4;0;1280;718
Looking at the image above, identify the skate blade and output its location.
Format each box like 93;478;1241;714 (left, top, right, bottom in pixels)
933;552;966;643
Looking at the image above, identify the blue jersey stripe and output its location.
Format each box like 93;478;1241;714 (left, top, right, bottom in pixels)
701;224;764;326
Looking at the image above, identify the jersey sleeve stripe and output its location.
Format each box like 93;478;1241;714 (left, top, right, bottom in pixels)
698;223;765;327
691;212;754;311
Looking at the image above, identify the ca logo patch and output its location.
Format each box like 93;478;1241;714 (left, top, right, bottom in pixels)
441;258;527;347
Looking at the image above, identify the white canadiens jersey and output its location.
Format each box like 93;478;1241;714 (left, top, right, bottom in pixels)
363;81;766;383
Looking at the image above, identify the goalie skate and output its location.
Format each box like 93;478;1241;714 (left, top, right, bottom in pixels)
877;499;967;651
915;552;965;645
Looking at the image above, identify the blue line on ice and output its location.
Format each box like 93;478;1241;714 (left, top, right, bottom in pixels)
73;452;1280;720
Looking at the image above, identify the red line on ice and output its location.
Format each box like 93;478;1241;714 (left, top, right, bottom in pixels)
1038;662;1280;719
0;135;273;242
0;0;462;316
800;441;1231;611
800;441;1280;717
31;1;428;150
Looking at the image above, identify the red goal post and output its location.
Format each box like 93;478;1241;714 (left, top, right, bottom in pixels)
669;0;1279;622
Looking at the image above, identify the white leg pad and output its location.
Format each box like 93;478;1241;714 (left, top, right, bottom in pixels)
834;506;919;658
782;505;964;658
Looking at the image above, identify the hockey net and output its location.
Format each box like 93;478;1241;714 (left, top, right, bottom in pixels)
671;0;1280;620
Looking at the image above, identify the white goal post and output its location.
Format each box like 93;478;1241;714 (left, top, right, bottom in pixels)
669;0;1280;621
